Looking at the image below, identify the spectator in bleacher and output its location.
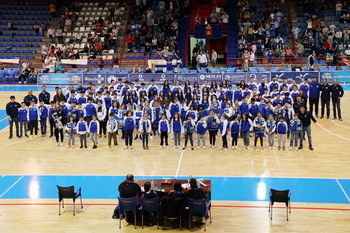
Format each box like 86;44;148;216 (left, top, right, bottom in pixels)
65;17;72;33
75;32;83;44
56;27;63;44
336;1;343;18
195;14;201;25
211;49;217;67
42;43;49;60
112;56;119;69
49;2;57;19
47;26;55;44
126;34;134;52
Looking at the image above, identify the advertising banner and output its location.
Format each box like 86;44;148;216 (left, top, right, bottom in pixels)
82;73;106;85
198;73;222;85
271;72;318;84
105;74;129;85
175;73;199;84
37;73;82;85
222;73;246;85
129;73;175;85
246;72;271;83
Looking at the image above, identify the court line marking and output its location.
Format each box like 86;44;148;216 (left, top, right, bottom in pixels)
0;175;24;198
175;148;185;179
0;203;349;211
0;138;31;148
335;179;350;203
332;120;350;130
0;116;8;123
316;122;350;142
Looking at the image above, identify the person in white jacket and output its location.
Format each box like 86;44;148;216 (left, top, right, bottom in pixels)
106;113;118;148
139;113;152;150
96;101;107;138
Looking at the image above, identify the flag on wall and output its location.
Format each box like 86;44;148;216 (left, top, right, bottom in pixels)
195;24;223;39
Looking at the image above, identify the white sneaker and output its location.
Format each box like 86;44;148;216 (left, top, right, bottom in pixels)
232;146;234;150
197;146;200;150
211;145;215;148
166;146;169;149
150;136;154;140
115;145;118;148
160;146;163;149
59;143;63;147
223;148;228;152
254;146;256;150
129;146;133;149
272;147;276;150
106;146;110;148
203;146;206;149
289;147;293;151
294;147;298;151
55;143;58;147
247;146;251;150
235;146;238;150
124;146;128;150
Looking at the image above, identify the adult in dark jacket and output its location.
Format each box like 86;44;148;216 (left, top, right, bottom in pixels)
23;89;38;106
299;105;317;150
187;178;206;200
38;85;51;104
6;95;21;139
320;78;331;119
53;88;67;103
331;78;344;121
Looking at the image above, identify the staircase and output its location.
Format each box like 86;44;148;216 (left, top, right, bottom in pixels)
226;0;238;67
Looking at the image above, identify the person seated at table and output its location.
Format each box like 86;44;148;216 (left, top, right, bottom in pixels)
187;178;206;200
168;181;186;201
141;181;158;199
113;174;141;219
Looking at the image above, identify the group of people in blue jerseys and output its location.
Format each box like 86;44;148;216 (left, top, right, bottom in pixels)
5;75;344;151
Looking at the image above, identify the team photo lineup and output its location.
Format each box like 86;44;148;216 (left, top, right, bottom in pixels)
6;76;344;151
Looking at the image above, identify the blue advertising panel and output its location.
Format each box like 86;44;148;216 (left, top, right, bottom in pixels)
105;74;129;85
175;73;198;84
319;71;350;83
129;73;175;85
82;73;106;85
271;72;318;84
37;73;82;85
198;73;222;85
222;73;246;85
246;72;271;83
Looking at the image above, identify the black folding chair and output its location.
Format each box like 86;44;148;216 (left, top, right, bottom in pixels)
140;197;160;229
188;198;212;231
269;189;291;220
56;185;83;216
160;196;185;230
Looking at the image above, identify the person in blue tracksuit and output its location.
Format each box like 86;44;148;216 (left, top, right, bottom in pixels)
65;116;77;148
265;114;276;150
38;100;48;137
289;113;303;151
84;97;98;125
196;116;207;149
89;115;100;149
18;102;28;138
139;113;151;150
253;111;266;150
152;101;163;139
169;97;181;120
277;116;288;151
133;104;143;140
308;77;321;117
183;114;196;150
158;114;170;149
206;109;220;148
299;78;309;106
229;114;240;150
239;98;249;115
27;101;40;137
219;114;229;151
171;112;183;149
240;113;253;150
60;100;69;126
123;110;136;149
76;116;88;148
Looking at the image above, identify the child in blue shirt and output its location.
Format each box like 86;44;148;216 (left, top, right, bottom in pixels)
229;114;240;150
183;114;196;150
18;102;28;138
277;116;288;151
171;112;183;149
158;114;170;149
89;115;100;149
253;111;266;150
196;116;207;149
139;113;151;150
289;113;302;151
265;114;276;150
76;116;88;148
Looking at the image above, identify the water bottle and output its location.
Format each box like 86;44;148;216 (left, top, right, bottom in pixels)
151;179;154;188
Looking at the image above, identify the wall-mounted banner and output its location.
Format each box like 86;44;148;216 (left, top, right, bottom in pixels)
129;73;175;85
105;74;129;85
37;73;82;85
175;73;199;84
83;74;106;85
246;72;271;83
222;73;247;85
271;72;318;84
198;73;222;84
195;24;223;39
319;71;350;83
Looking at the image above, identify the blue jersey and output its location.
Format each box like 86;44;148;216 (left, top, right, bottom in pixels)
230;120;240;133
172;119;182;133
18;108;28;122
277;122;288;134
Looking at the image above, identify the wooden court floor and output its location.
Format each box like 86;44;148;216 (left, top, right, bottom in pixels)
0;91;350;232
